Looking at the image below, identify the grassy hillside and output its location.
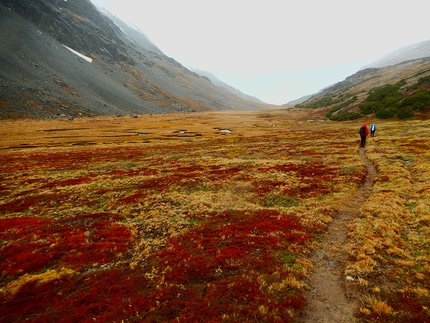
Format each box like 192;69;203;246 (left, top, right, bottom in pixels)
0;111;429;322
296;58;430;121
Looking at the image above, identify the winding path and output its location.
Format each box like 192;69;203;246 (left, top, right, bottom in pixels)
296;149;377;323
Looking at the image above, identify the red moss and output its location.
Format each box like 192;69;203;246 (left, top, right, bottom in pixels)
39;176;94;189
10;189;38;198
176;165;205;173
140;209;322;321
257;161;363;197
253;179;287;194
0;213;131;275
106;168;156;177
299;149;320;155
0;146;152;172
389;291;430;322
207;166;243;181
136;177;169;190
0;217;50;239
258;163;300;173
119;192;147;205
0;268;153;323
0;193;70;214
287;181;332;198
136;172;204;191
359;291;430;323
376;175;390;182
258;162;338;181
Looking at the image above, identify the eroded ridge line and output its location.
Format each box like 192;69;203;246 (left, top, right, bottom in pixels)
297;149;377;323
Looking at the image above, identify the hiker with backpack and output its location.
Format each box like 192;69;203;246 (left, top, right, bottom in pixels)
370;123;377;137
358;123;370;148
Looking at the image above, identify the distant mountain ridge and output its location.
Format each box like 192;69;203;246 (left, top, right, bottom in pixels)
362;39;430;69
189;68;263;104
0;0;270;119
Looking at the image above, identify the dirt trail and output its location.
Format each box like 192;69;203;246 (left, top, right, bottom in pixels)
296;149;377;323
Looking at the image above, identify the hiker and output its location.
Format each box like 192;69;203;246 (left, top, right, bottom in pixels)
370;123;377;137
358;123;369;148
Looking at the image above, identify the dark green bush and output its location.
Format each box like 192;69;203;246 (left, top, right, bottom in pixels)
417;75;430;86
359;102;380;115
329;111;362;121
366;84;403;104
396;79;407;87
359;84;403;118
397;108;414;119
400;89;430;111
297;96;334;109
375;106;398;119
326;97;358;118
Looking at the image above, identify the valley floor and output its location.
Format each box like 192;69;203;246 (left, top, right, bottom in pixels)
0;110;429;322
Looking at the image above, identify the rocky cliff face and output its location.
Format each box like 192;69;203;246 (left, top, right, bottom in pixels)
0;0;269;119
2;0;131;63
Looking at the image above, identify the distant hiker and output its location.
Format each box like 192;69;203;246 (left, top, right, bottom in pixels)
358;123;369;148
370;123;377;137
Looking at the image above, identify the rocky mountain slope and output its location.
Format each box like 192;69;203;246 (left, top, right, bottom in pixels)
0;0;271;119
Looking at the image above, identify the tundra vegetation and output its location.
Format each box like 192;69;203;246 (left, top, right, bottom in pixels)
0;110;429;322
297;69;430;122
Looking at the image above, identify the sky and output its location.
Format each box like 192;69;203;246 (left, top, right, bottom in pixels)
90;0;429;105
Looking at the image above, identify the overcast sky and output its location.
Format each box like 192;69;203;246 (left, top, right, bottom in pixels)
90;0;429;105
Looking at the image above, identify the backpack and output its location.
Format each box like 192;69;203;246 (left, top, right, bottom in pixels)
359;126;367;136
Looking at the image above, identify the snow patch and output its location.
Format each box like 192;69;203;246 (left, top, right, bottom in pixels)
63;45;92;63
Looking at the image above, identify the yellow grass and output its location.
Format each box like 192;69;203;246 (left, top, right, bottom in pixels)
343;117;430;321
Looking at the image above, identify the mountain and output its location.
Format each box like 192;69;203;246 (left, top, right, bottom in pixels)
189;68;263;104
362;39;430;69
282;94;314;107
0;0;271;119
294;40;430;120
